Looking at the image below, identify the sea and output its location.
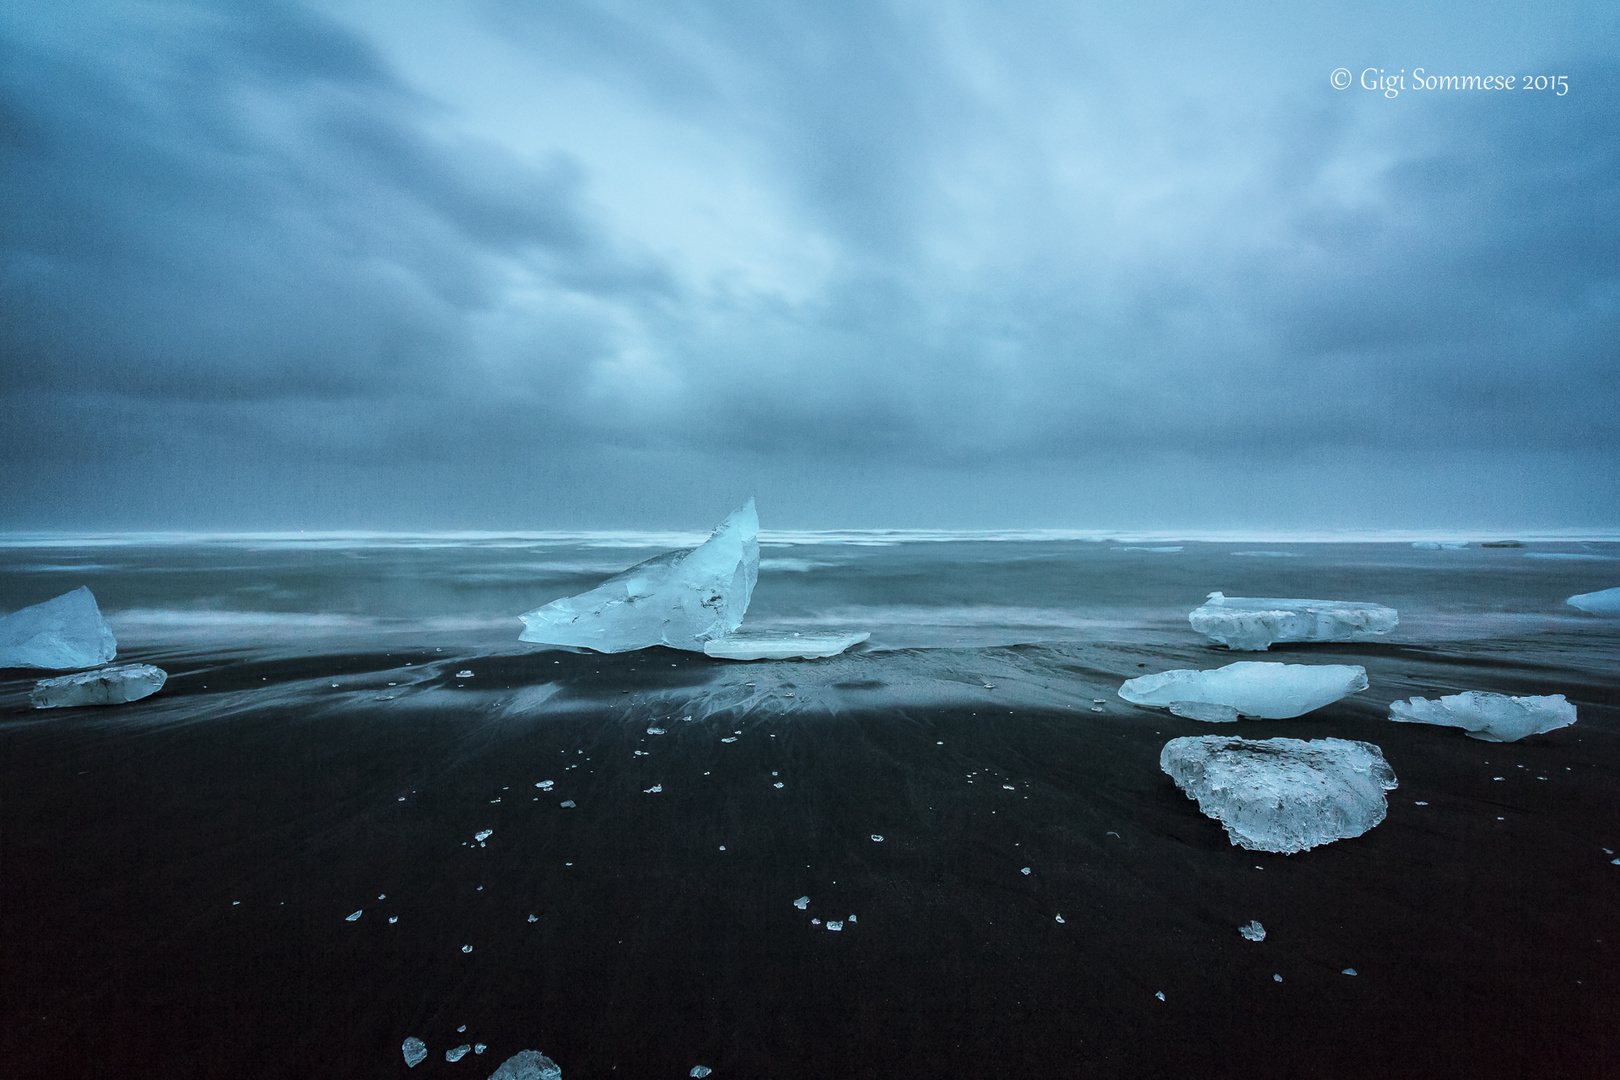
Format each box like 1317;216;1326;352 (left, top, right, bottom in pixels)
2;531;1617;1078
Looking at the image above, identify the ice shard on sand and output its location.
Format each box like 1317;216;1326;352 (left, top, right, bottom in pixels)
1160;735;1397;853
1388;691;1576;743
1119;661;1367;720
0;586;117;670
703;630;870;660
32;663;167;708
1188;592;1398;651
519;500;759;653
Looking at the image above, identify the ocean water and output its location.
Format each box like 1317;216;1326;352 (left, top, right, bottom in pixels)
2;533;1618;1078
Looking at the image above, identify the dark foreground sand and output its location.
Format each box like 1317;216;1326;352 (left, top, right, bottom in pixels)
2;641;1617;1079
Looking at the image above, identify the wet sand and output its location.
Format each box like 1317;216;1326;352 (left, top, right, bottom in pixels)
2;639;1617;1079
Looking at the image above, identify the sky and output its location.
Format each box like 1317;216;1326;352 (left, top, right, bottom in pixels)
2;0;1616;533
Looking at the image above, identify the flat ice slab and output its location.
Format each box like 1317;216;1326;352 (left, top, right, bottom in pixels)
0;586;117;670
703;631;870;660
519;500;759;653
1567;587;1620;616
1188;592;1398;651
1389;691;1576;743
31;663;167;708
487;1050;564;1080
1119;661;1368;720
1160;735;1398;853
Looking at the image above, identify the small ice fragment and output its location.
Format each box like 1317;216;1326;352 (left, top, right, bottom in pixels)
718;845;725;850
232;900;240;906
446;1044;471;1062
519;499;758;653
1020;867;1031;875
1567;586;1620;616
528;914;538;922
461;945;472;953
476;1044;487;1054
1415;801;1428;805
703;630;869;660
456;670;474;678
682;715;694;722
827;920;843;931
848;914;856;923
1239;920;1266;941
1342;968;1358;976
1055;914;1065;923
458;1025;467;1033
0;586;117;669
1090;706;1104;712
871;834;883;842
1388;691;1576;742
795;896;809;909
486;1049;563;1080
691;1068;713;1078
31;663;167;709
398;796;405;801
720;737;737;743
1273;974;1282;982
346;910;362;921
1003;784;1015;791
560;800;575;807
1092;699;1106;704
402;1037;427;1067
1188;592;1398;651
1155;991;1165;1001
811;918;821;925
1122;662;1367;720
984;684;995;689
389;916;398;924
1160;735;1397;853
647;727;666;735
773;782;784;789
475;830;493;842
644;784;662;793
536;780;554;790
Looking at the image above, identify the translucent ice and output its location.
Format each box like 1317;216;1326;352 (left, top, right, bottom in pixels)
1119;662;1367;719
0;586;117;670
1388;692;1576;742
519;500;758;653
1567;587;1620;616
1160;736;1398;854
447;1044;471;1062
1239;920;1266;941
31;663;166;709
487;1049;564;1080
703;630;870;660
402;1038;427;1067
1188;592;1398;651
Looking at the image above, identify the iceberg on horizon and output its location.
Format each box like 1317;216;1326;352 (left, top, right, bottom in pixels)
1388;691;1575;742
0;586;118;670
1160;735;1397;854
31;663;166;709
1188;592;1398;651
519;500;759;653
1567;587;1620;616
1119;661;1368;720
703;630;870;660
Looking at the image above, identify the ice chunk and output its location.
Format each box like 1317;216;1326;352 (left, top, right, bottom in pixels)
519;500;759;653
487;1049;564;1080
1239;920;1266;941
447;1044;471;1062
346;910;362;921
703;630;870;660
402;1037;427;1067
30;663;166;709
0;587;117;670
1567;587;1620;616
1120;662;1367;719
1388;692;1576;743
1188;592;1398;651
691;1068;713;1078
1160;735;1397;854
475;829;493;842
827;920;843;930
794;896;809;909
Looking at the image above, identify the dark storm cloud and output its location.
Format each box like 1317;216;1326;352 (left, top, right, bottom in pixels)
1;0;1616;528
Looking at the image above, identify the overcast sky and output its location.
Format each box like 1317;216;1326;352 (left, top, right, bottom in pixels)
2;1;1616;532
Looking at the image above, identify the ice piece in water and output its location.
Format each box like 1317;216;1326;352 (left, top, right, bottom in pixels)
1120;662;1367;719
1239;920;1266;941
703;630;871;660
1567;587;1620;616
1160;735;1398;854
0;587;117;670
31;664;166;709
447;1044;471;1062
487;1049;564;1080
519;500;759;653
1388;692;1576;743
1188;592;1398;651
402;1037;427;1067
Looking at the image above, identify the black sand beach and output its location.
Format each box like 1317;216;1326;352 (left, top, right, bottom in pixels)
4;629;1617;1079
